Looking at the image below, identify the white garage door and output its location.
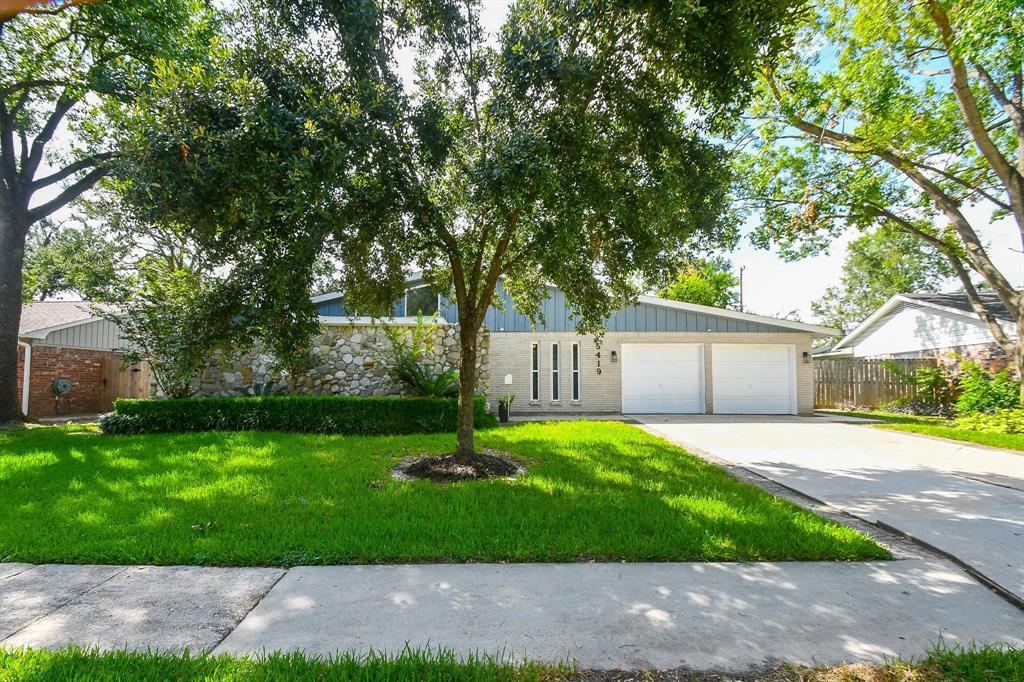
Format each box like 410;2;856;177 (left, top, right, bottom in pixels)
621;343;704;413
712;344;796;414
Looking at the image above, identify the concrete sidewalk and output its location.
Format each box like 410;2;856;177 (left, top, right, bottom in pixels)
2;560;1021;671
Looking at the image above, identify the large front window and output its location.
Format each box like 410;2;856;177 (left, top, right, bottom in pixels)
405;285;439;316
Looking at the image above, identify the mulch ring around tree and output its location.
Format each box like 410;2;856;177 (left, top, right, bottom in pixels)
391;449;526;483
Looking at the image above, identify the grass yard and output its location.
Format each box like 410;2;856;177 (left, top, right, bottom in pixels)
823;410;1024;452
0;421;886;565
1;643;1020;681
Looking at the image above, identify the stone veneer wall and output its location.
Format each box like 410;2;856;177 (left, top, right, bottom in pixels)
192;322;490;399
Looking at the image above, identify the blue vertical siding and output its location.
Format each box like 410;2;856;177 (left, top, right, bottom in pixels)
315;278;796;333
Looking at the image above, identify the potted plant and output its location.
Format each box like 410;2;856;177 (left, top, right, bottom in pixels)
498;393;515;423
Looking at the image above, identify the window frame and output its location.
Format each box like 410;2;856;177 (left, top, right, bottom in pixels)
530;342;540;402
551;342;560;402
404;284;441;317
571;342;581;402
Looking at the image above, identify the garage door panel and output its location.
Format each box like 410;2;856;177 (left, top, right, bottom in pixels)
712;363;791;381
712;344;795;415
622;343;703;414
714;377;792;397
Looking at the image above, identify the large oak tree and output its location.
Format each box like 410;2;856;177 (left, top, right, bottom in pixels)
115;0;805;462
739;0;1023;389
0;0;214;423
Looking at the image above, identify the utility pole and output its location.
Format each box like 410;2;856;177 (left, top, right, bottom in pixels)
738;265;745;312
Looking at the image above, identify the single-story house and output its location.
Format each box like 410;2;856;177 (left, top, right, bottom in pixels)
17;302;147;418
306;276;837;416
816;292;1019;376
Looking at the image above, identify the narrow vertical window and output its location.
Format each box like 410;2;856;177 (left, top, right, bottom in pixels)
551;343;560;401
530;342;539;401
572;342;580;401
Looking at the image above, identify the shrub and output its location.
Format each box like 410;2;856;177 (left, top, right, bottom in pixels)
880;396;952;418
100;395;495;435
954;408;1024;434
955;362;1021;415
377;317;460;397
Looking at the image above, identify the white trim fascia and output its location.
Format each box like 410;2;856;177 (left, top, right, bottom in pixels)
318;315;449;327
828;294;906;351
636;295;839;337
813;348;854;358
310;291;343;303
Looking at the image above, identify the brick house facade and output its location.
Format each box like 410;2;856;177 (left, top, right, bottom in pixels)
16;345;114;418
921;341;1018;379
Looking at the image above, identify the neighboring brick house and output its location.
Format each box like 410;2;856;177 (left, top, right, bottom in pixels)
16;302;146;419
817;292;1019;377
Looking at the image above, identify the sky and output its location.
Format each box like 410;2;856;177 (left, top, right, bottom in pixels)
31;0;1024;322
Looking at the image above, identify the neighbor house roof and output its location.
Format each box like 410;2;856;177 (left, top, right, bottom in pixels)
902;291;1012;322
19;301;118;339
825;291;1015;355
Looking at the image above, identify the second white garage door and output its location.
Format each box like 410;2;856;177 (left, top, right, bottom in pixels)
712;344;796;414
621;343;704;413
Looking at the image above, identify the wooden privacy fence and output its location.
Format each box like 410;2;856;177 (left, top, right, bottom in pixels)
815;358;935;409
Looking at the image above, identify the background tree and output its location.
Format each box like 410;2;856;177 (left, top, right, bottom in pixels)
115;0;804;464
812;225;953;336
21;219;125;301
738;0;1023;394
0;0;214;423
658;257;740;309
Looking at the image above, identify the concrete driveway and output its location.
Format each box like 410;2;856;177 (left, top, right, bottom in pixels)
636;415;1024;603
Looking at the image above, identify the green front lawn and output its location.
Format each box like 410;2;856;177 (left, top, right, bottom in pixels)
2;642;1020;681
0;647;567;682
823;410;1024;452
0;421;886;565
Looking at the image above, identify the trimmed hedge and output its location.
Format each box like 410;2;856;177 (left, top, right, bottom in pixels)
99;395;496;435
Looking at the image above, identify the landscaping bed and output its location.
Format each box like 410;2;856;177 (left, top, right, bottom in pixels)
0;421;886;565
822;409;1024;452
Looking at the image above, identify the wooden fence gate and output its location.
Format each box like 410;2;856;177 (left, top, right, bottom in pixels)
815;358;934;409
100;355;151;412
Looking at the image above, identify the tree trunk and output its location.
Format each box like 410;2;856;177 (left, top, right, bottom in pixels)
454;316;480;461
0;188;29;425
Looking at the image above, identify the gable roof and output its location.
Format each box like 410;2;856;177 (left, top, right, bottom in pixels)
828;291;1015;352
19;301;118;339
903;291;1012;322
312;275;838;337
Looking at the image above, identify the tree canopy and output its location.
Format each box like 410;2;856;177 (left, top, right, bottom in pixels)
113;0;806;459
0;0;216;423
738;0;1023;385
658;257;740;309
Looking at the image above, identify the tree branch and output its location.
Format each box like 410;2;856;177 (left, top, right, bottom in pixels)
864;201;1015;349
26;165;107;223
30;151;114;190
926;0;1024;235
767;70;1021;314
22;96;77;181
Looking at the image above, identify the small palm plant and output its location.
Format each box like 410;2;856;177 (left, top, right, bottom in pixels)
379;316;460;397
